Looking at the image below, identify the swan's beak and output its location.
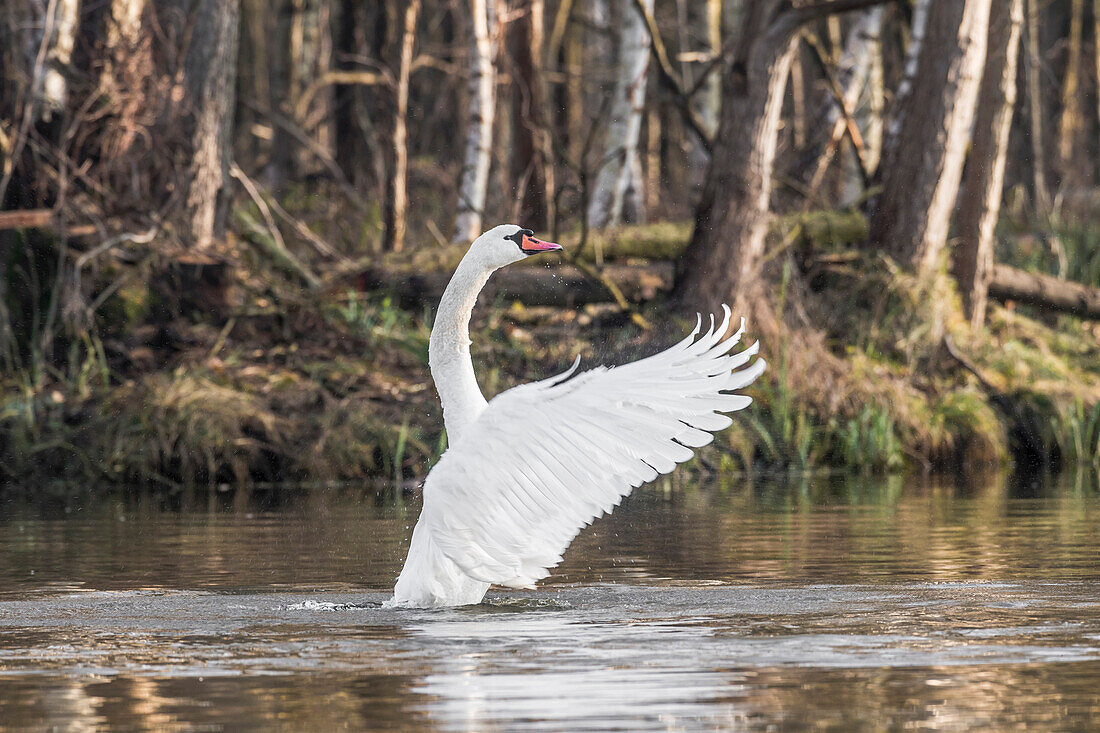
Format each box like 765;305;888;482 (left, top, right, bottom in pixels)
520;234;562;255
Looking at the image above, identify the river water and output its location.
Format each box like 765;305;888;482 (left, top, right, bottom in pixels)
1;471;1098;730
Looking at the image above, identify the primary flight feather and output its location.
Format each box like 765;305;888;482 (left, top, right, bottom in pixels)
391;224;765;607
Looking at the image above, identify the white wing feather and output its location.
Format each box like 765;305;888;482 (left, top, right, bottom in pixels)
417;306;766;590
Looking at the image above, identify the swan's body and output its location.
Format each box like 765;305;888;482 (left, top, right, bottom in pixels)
391;225;766;607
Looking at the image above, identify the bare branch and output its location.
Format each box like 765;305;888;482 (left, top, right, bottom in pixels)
629;0;713;152
295;70;392;121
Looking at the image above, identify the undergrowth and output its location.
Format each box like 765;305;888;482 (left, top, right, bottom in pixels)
1;210;1097;490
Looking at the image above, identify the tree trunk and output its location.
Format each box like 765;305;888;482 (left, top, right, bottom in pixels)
868;0;990;276
835;8;885;203
36;0;81;123
454;0;498;242
1056;0;1085;195
675;1;799;316
288;0;335;176
587;0;651;229
954;0;1023;328
884;0;929;145
1095;0;1100;179
507;0;554;230
1025;0;1050;213
383;0;419;252
181;0;241;251
700;0;722;138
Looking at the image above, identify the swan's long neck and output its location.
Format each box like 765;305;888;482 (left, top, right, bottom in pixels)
429;254;494;444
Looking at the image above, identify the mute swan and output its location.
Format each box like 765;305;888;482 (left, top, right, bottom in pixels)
391;224;766;607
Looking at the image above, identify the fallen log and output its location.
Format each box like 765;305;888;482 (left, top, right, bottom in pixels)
0;209;52;229
0;208;101;238
345;210;867;277
990;264;1100;320
355;214;1099;318
360;262;674;307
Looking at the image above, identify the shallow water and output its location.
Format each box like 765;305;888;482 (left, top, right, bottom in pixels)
1;471;1098;730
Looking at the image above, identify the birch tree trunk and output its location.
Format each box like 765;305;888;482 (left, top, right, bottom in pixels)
954;0;1023;328
453;0;498;242
586;0;651;229
834;8;884;203
701;0;722;137
868;0;990;276
383;0;419;252
36;0;81;123
684;0;722;183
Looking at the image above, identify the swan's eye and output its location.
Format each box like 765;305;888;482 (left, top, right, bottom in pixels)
504;228;534;249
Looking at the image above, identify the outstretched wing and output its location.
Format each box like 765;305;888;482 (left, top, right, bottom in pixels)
417;306;766;589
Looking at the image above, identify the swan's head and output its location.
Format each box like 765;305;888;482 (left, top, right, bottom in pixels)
471;224;562;269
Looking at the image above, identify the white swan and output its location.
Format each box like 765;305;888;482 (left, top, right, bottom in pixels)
391;224;766;607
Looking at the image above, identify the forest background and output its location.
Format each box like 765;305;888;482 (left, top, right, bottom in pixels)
1;0;1098;490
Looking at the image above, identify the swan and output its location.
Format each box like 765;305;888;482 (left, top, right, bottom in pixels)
390;224;766;607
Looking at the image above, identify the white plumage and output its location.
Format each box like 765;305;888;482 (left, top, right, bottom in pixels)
391;225;765;607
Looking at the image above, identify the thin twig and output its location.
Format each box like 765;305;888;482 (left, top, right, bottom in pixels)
0;0;60;203
231;163;346;262
207;317;237;360
240;97;366;208
803;32;871;185
231;163;287;254
295;69;392;121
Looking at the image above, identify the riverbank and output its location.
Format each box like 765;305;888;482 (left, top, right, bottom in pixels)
1;216;1097;489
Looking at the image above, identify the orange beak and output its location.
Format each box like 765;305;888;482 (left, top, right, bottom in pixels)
520;233;563;254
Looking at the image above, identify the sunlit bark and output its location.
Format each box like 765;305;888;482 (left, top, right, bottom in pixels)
1025;0;1050;213
36;0;81;122
955;0;1023;328
182;0;241;250
1056;0;1085;194
676;0;798;316
587;0;651;228
869;0;990;276
454;0;498;242
384;0;420;252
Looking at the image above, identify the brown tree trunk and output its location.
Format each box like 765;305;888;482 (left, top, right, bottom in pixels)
1025;0;1050;214
954;0;1023;328
676;0;890;318
1095;0;1100;176
1056;0;1085;195
674;2;799;317
868;0;990;276
180;0;241;251
383;0;419;252
288;0;335;176
507;0;554;230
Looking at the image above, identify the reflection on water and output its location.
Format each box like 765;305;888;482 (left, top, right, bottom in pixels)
0;471;1098;730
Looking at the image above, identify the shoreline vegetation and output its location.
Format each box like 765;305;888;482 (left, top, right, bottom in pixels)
2;208;1097;491
4;1;1100;493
